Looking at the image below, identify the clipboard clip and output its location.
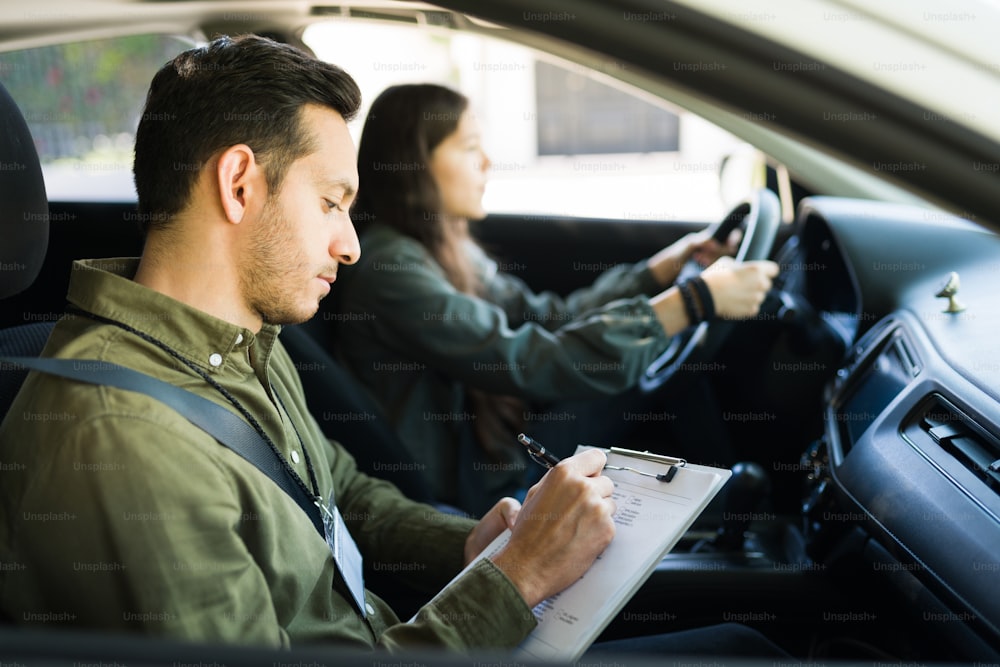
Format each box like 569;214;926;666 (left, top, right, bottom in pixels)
606;446;686;483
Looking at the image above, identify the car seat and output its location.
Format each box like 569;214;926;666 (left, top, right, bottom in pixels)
279;323;436;504
0;79;52;421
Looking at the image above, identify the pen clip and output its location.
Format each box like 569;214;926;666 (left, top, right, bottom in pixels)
517;432;561;469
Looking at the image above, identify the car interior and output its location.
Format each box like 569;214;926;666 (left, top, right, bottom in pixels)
2;0;1000;664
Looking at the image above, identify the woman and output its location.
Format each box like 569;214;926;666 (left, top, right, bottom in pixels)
332;83;777;516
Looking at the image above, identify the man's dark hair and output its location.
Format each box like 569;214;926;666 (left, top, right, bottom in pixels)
133;34;361;231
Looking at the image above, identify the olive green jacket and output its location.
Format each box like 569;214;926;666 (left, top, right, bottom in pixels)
332;224;672;514
0;258;534;651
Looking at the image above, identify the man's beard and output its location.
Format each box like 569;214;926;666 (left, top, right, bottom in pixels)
238;200;317;326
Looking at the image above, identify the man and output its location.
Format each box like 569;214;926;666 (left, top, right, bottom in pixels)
0;35;783;658
0;34;613;650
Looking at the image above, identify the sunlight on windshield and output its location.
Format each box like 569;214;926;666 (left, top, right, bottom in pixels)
305;21;748;221
6;23;753;220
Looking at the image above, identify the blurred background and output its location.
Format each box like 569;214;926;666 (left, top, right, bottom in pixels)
0;21;753;220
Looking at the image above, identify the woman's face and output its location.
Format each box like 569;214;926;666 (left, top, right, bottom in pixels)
428;109;491;221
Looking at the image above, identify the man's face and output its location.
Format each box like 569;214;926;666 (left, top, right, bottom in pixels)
239;104;360;325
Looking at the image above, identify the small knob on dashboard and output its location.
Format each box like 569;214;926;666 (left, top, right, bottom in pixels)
935;272;967;313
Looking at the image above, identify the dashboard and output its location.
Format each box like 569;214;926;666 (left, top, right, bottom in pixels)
790;198;1000;658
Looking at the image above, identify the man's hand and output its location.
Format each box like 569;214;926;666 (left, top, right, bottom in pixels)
464;497;521;565
489;449;616;608
701;256;779;319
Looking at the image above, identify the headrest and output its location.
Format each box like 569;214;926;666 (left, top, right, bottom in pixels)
0;80;48;299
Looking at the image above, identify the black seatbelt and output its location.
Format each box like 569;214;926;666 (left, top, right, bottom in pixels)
3;356;325;537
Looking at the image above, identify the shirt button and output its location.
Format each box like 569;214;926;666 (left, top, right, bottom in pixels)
235;333;244;345
365;603;375;616
290;450;300;464
208;353;223;367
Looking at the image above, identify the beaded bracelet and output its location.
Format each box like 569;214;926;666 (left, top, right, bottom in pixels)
689;276;716;322
677;279;703;326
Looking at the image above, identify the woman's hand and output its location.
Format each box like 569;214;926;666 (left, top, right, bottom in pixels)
647;228;742;287
701;257;779;319
649;255;778;334
691;228;742;267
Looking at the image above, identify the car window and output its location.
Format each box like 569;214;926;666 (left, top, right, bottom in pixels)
0;34;194;202
303;21;752;222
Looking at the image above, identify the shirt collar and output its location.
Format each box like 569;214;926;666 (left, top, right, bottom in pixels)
65;258;280;375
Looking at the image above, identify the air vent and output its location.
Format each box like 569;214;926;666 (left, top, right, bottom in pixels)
919;395;1000;492
891;331;921;377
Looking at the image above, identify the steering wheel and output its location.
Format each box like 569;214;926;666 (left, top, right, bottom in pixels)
639;188;781;393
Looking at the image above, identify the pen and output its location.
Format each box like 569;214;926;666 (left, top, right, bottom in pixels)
517;433;561;469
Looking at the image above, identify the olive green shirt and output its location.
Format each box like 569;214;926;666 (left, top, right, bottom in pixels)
0;258;535;650
332;224;672;514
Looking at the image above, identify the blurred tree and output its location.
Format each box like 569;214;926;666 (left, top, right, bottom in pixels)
0;34;190;162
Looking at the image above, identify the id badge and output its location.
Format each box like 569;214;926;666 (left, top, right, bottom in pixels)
321;493;367;618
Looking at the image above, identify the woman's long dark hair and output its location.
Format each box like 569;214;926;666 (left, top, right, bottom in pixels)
353;84;478;293
353;84;523;459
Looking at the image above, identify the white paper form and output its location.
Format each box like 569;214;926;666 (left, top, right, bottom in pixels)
414;448;730;662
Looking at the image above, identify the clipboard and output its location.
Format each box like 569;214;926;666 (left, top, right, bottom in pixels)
510;446;730;661
416;445;731;661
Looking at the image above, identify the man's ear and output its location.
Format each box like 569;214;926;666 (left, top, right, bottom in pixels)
216;144;264;224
